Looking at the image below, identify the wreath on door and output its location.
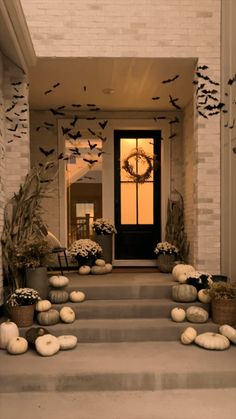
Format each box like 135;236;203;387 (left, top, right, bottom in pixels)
122;148;153;183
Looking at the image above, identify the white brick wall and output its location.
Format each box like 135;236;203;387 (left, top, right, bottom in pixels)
21;0;221;272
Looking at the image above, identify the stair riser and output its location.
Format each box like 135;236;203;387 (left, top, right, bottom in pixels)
1;370;236;393
23;323;218;343
67;285;172;300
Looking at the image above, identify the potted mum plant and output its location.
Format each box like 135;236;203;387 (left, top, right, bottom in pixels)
207;281;236;325
11;238;52;299
154;241;179;273
6;288;41;327
92;218;117;263
68;238;102;267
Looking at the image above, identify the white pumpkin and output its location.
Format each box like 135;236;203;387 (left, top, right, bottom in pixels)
105;263;113;273
198;289;211;304
35;334;60;356
0;320;19;349
57;335;78;350
7;336;28;355
49;275;69;288
35;299;52;312
69;291;86;303
95;259;106;267
219;324;236;344
79;265;91;275
180;327;198;344
195;332;230;350
91;265;107;275
186;306;209;323
172;264;196;283
170;307;186;322
60;306;76;323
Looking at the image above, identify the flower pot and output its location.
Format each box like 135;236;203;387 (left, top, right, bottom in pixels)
94;233;113;264
211;298;236;325
156;254;177;273
8;304;35;327
76;255;96;267
25;266;49;299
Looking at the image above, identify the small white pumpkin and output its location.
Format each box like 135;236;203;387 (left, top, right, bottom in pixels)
95;259;106;267
35;334;60;356
219;324;236;344
91;265;107;275
186;306;209;323
170;307;186;322
35;299;52;312
105;263;113;273
0;320;19;349
79;265;91;275
60;306;76;323
180;327;198;344
7;336;28;355
198;289;211;304
57;335;78;350
172;264;196;283
195;332;230;350
49;275;69;288
69;291;86;303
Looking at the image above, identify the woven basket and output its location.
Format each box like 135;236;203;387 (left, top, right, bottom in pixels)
8;304;35;327
211;298;236;325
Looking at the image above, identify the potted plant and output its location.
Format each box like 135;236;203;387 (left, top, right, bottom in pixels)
68;238;102;267
207;281;236;325
154;241;179;273
10;238;52;299
6;288;41;327
92;218;117;263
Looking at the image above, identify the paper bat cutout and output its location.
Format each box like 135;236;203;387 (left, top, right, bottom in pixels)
58;153;64;160
53;83;60;88
13;95;24;99
88;140;97;150
87;104;96;107
228;74;236;86
98;151;106;157
13;134;21;138
49;108;65;116
44;122;54;127
195;72;220;86
169;133;177;139
71;104;81;107
70;116;79;127
6;102;17;112
61;126;71;135
196;83;205;93
44;90;52;95
162;75;179;84
169;116;180;124
8;124;18;131
152;96;160;100
83;158;98;164
11;82;22;86
198;111;208;119
21;109;28;113
87;128;96;136
202;89;218;95
69;147;81;155
204;102;225;111
90;107;100;111
154;116;167;121
86;117;96;120
99;120;108;129
39;147;55;156
197;65;209;70
169;95;181;110
229;119;235;129
83;86;87;91
68;130;82;140
208;111;220;116
232;147;236;154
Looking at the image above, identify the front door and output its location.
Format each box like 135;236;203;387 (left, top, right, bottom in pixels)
114;130;161;260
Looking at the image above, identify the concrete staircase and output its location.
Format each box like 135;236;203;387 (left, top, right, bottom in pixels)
1;271;236;418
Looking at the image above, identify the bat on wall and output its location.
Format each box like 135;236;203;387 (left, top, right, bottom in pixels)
99;120;108;129
162;74;179;84
39;147;55;156
169;95;181;110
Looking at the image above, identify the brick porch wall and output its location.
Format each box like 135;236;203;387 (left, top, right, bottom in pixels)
21;0;221;272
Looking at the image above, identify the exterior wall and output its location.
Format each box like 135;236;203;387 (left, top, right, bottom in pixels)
21;0;221;272
221;0;236;280
0;52;30;305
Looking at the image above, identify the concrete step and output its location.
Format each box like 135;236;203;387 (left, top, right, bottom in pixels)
1;341;236;393
1;389;236;419
22;318;219;343
53;299;210;319
64;272;174;300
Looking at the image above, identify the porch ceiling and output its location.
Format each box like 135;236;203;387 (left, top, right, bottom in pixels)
29;57;196;112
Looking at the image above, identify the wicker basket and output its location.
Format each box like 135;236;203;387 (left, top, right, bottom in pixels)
8;304;35;327
211;298;236;325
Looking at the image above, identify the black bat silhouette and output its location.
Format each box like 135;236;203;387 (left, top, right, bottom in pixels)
39;147;55;156
195;72;220;86
83;158;98;164
53;82;60;88
44;122;54;127
169;117;180;124
204;102;225;111
86;117;96;120
197;65;209;70
87;104;96;107
208;111;220;116
49;108;65;116
198;97;208;105
202;89;218;95
154;116;167;121
8;140;13;143
169;133;177;140
61;126;71;135
57;105;65;110
8;124;18;132
68;130;82;140
44;89;52;95
198;111;208;119
90;107;100;111
21;109;28;113
19;118;27;121
11;82;22;86
169;95;181;110
6;102;17;112
232;147;236;154
87;128;96;136
196;83;205;93
97;134;107;142
14;113;20;116
88;140;97;150
152;96;160;101
13;134;21;138
98;151;106;157
58;153;64;160
193;80;198;85
99;120;108;129
229;119;235;129
228;74;236;86
207;94;218;102
70;115;79;127
162;75;179;84
83;86;87;91
13;95;24;99
222;109;228;113
71;104;81;107
69;147;81;155
84;175;95;180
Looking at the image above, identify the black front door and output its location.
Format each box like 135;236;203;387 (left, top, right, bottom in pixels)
114;130;161;260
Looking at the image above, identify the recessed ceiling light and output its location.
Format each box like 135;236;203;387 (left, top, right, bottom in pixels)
102;87;115;94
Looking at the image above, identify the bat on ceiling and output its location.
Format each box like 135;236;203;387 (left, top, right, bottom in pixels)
39;147;55;157
154;116;167;121
83;158;98;165
8;124;18;132
6;102;17;112
86;117;96;120
162;74;179;84
195;72;220;86
169;95;181;110
169;133;177;140
44;82;60;94
44;122;54;127
11;81;22;86
152;96;160;101
69;147;81;155
99;120;108;129
61;126;71;135
88;140;97;150
229;119;235;129
49;108;65;116
13;95;25;99
87;104;96;107
68;130;82;140
70;115;79;127
169;116;180;124
83;86;87;91
87;128;96;136
21;109;28;113
204;102;225;111
198;110;208;119
71;104;81;107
